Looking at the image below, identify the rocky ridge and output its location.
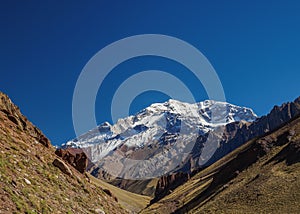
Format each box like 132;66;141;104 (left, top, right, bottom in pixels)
0;92;51;148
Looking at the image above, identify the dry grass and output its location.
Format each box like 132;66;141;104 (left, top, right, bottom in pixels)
90;175;151;213
142;117;300;214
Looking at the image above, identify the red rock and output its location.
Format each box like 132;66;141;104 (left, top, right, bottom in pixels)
53;158;73;176
55;148;88;173
151;172;190;203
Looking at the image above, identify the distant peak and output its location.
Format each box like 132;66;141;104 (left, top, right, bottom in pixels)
100;121;111;127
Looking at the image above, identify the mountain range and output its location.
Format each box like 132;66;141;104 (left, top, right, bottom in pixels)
64;99;257;179
64;97;300;201
0;91;299;213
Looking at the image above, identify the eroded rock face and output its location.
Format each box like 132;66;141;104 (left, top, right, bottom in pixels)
55;148;88;173
0;92;51;148
151;172;190;203
204;96;300;166
265;129;300;165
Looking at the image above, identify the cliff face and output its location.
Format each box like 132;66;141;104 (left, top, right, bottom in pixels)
151;172;190;204
206;96;300;166
55;148;89;174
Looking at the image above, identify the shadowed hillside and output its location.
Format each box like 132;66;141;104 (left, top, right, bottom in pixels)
142;113;300;213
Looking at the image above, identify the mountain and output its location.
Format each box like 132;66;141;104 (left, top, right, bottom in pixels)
207;96;300;165
142;106;300;213
152;96;300;203
64;99;257;180
0;92;128;213
2;90;299;213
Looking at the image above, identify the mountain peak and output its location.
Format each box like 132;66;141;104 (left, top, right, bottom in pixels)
141;99;257;124
64;99;258;179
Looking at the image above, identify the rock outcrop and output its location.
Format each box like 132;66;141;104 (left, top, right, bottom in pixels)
55;148;88;173
151;172;190;203
52;158;73;176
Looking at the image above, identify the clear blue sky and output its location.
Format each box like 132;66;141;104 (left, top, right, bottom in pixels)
1;1;299;145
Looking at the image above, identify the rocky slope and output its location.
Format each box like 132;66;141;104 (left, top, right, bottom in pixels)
0;92;127;213
64;100;257;181
0;92;51;148
142;110;300;213
205;96;300;166
55;148;89;174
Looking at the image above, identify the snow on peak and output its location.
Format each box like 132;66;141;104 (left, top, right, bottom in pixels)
63;99;257;161
138;99;256;124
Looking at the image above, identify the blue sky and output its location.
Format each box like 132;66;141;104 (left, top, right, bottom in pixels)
0;1;299;145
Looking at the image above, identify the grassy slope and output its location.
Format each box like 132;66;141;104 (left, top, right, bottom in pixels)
142;117;300;214
0;110;127;213
90;176;151;213
193;118;300;213
108;178;158;197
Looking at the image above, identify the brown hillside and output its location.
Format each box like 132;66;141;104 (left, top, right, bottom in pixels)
0;92;127;213
142;114;300;213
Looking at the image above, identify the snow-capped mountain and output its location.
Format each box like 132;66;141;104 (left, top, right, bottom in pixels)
63;99;257;179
